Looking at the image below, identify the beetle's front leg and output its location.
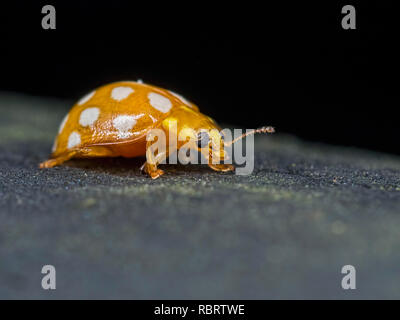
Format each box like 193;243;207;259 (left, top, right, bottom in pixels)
200;146;235;173
208;163;235;172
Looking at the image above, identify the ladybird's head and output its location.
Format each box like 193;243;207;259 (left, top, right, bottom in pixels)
162;105;275;164
162;106;226;162
194;124;276;163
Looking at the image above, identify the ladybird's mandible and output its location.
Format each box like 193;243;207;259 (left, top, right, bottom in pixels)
39;81;274;179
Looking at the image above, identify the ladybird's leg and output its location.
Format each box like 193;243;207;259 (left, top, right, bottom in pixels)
142;154;167;179
39;150;79;168
208;163;235;172
142;140;169;179
39;146;113;168
200;148;235;173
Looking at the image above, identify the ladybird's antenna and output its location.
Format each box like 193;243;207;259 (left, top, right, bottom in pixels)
224;126;275;146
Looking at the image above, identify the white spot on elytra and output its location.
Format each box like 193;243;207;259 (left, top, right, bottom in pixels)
137;79;143;84
148;92;172;113
58;114;69;133
112;115;138;138
79;107;100;127
78;91;95;105
67;131;81;149
111;86;134;101
169;90;191;106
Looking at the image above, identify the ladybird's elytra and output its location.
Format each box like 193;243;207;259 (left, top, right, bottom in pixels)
39;81;274;179
39;81;230;179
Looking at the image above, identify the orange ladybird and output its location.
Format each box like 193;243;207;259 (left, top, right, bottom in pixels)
40;81;274;179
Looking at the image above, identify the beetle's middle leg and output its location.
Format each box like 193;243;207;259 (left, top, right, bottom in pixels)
141;140;169;179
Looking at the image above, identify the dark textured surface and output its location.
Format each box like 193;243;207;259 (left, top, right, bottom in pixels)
1;92;400;299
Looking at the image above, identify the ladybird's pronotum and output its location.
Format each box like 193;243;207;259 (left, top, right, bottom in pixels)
40;81;274;179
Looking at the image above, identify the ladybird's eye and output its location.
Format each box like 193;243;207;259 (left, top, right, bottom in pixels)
197;131;209;148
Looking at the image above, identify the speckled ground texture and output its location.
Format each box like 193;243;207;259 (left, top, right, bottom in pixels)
1;92;400;299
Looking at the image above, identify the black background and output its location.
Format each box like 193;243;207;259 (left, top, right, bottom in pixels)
0;1;398;154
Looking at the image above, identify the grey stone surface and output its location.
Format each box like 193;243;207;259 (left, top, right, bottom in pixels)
0;92;400;299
